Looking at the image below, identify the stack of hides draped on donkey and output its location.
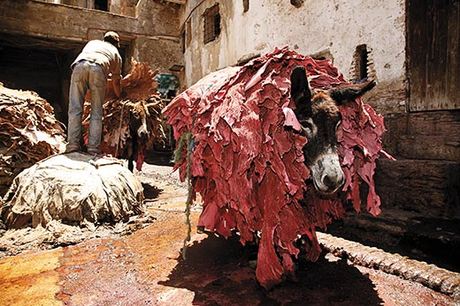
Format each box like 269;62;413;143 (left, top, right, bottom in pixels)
163;46;392;289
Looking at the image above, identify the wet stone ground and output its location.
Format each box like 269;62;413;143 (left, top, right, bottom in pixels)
0;160;458;306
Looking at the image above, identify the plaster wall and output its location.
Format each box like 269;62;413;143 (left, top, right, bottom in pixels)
181;0;406;115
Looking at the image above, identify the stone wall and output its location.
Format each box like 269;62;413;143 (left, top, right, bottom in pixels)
378;110;460;217
0;0;182;73
0;0;183;121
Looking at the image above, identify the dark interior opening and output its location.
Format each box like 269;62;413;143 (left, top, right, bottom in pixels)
0;36;81;124
94;0;108;11
356;44;368;80
243;0;249;13
203;4;221;44
214;13;221;37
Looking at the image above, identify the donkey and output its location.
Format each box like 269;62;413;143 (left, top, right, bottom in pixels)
121;100;151;172
290;66;375;196
246;66;376;265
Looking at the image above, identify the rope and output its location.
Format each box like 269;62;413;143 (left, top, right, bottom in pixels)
182;115;196;260
172;131;188;164
115;101;127;157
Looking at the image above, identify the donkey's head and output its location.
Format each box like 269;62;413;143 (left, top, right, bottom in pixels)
127;100;150;139
290;66;375;196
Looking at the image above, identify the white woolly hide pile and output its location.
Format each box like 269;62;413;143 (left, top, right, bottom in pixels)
1;152;144;229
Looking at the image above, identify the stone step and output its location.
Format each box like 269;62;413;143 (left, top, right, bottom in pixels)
317;231;460;299
375;158;460;217
397;135;460;161
327;208;460;273
382;110;460;161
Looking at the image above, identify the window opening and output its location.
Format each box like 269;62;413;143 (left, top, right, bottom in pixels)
290;0;304;8
243;0;249;13
94;0;108;11
43;0;109;12
351;44;368;81
310;49;333;62
203;4;221;44
181;30;186;53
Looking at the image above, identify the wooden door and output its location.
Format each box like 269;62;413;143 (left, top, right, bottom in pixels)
407;0;460;111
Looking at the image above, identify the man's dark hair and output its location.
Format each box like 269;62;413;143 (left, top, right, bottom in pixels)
104;36;119;47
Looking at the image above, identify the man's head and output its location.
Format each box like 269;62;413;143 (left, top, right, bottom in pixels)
104;31;120;48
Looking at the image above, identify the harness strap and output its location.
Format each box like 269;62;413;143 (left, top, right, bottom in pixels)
115;101;128;157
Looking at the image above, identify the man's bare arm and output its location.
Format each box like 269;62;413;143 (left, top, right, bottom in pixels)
113;78;122;98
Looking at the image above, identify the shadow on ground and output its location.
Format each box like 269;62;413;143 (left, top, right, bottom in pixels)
142;182;161;199
160;234;383;306
145;150;174;167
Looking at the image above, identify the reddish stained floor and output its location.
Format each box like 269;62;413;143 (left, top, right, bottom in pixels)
0;165;456;306
1;212;456;306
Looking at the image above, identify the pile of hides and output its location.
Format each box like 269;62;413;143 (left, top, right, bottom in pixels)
163;46;392;289
0;84;66;196
83;59;167;170
1;152;144;229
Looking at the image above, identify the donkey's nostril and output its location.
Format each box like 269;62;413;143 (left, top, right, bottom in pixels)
138;127;149;138
322;172;344;190
323;175;334;188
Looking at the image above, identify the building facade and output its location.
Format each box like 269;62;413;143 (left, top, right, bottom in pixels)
0;0;184;122
179;0;460;217
0;0;458;217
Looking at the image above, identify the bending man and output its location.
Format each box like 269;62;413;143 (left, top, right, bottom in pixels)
66;31;122;154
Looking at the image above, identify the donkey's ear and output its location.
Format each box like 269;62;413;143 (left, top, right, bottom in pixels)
290;66;312;109
328;80;376;104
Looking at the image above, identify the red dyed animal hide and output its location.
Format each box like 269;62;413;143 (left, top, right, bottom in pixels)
163;46;393;289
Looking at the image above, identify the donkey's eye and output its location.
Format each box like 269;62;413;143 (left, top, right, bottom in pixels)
299;120;312;130
299;118;316;137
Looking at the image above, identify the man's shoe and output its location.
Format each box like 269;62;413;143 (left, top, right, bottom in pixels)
87;147;102;155
65;144;80;153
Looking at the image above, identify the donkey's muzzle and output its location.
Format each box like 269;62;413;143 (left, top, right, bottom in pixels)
137;124;149;139
310;152;345;195
320;171;345;194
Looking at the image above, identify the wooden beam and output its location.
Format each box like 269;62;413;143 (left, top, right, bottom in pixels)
163;0;186;5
